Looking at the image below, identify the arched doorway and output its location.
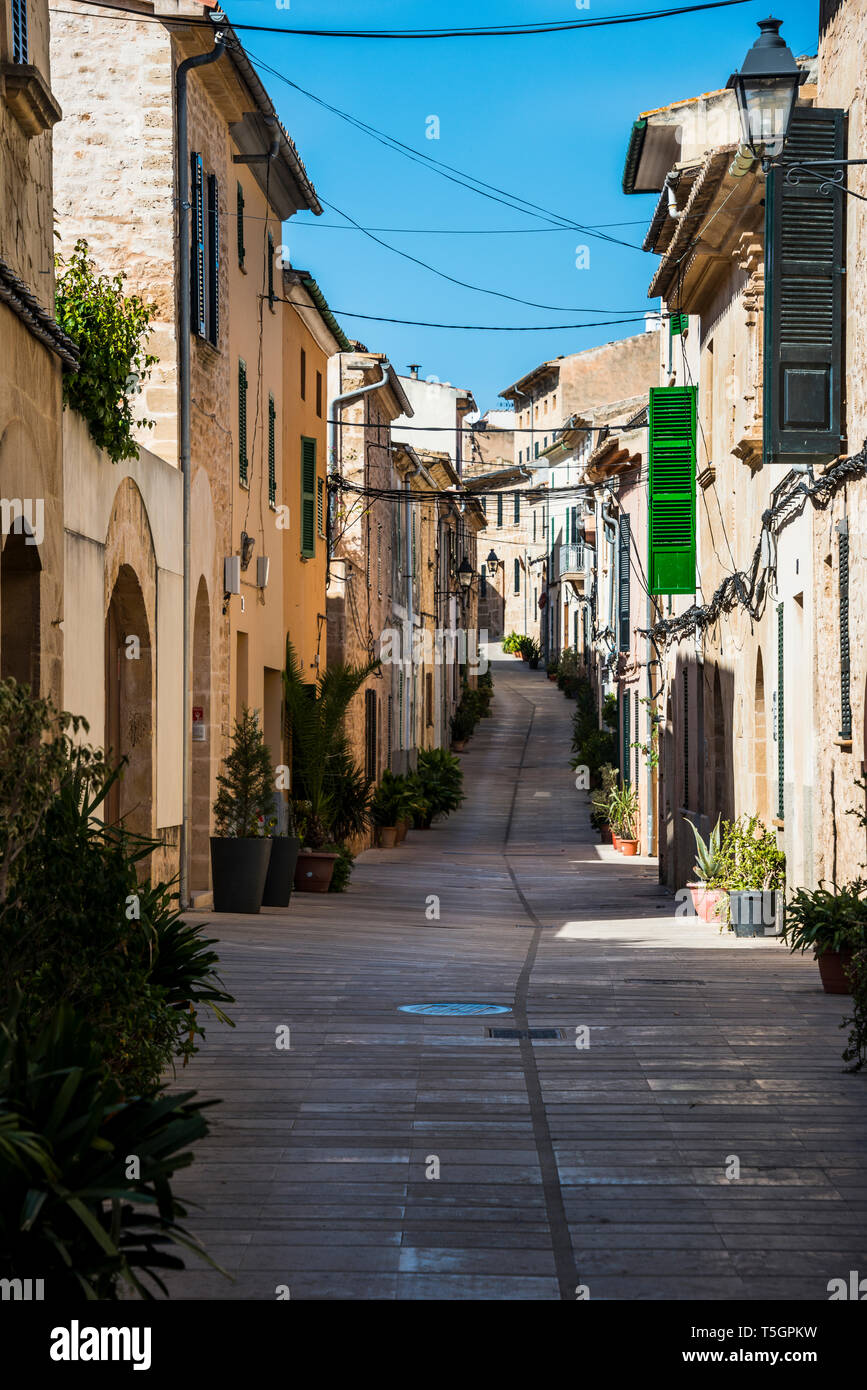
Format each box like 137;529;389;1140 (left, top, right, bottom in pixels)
104;565;153;839
191;576;212;893
754;650;767;821
1;526;41;690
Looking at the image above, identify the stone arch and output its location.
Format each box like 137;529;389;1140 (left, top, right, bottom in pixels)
191;574;213;893
104;563;153;839
1;522;42;690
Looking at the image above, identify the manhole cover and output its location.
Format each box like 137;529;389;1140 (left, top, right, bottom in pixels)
486;1027;564;1040
398;1002;512;1016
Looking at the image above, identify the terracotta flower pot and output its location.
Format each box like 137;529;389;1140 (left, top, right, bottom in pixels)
619;838;639;856
600;825;613;845
293;849;338;892
513;651;523;659
451;740;467;752
547;673;557;681
612;834;622;851
395;818;408;844
817;948;854;995
377;826;398;848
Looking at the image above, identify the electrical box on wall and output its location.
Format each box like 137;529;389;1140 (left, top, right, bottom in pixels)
257;556;270;589
224;556;241;594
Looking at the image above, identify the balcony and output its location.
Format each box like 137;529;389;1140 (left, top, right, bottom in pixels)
557;542;593;593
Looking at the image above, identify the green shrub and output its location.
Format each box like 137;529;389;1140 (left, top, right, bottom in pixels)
841;948;867;1072
324;748;373;843
326;842;355;893
415;747;464;826
371;770;421;827
213;706;275;837
779;880;867;957
502;632;523;654
711;815;785;891
0;1003;218;1300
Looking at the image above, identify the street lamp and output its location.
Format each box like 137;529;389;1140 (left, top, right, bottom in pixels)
485;548;501;577
726;17;804;161
457;556;474;593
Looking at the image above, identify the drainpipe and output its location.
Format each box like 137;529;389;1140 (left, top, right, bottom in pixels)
329;370;390;477
176;24;226;910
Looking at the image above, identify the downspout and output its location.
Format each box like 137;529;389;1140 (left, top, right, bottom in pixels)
176;23;226;910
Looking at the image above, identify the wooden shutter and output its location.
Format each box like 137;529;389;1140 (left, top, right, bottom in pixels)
669;312;688;337
364;689;377;781
12;0;28;63
618;513;631;651
622;689;631;787
268;394;276;506
191;153;206;337
497;494;503;528
777;603;785;819
837;518;852;739
301;436;316;556
267;232;275;308
514;492;520;524
238;359;248;485
648;385;696;595
317;477;325;537
514;558;520;595
207;173;219;346
480;563;487;598
764;105;844;467
682;667;689;808
236;182;245;268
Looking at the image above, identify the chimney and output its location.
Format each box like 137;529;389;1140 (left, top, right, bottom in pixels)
407;363;420;379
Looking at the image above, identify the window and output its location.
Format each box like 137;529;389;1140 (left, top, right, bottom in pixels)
533;510;537;542
11;0;28;64
480;563;487;598
618;514;631;651
267;232;275;308
236;182;245;268
300;437;316;556
206;174;220;346
534;441;539;460
317;477;325;537
191;157;219;344
480;496;487;515
316;370;323;419
267;393;276;506
514;493;520;524
364;689;377;781
238;360;248;485
496;494;503;528
518;450;522;464
300;348;306;400
425;672;433;727
514;558;520;595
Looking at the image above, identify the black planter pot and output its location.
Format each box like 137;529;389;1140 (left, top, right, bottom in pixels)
261;836;301;908
210;837;272;914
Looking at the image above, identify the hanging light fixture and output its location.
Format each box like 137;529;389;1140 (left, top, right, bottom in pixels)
726;17;805;161
486;548;501;577
457;556;474;592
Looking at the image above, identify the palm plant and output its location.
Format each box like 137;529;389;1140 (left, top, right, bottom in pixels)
282;638;379;849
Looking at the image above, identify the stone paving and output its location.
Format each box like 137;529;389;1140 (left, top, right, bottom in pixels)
166;656;867;1301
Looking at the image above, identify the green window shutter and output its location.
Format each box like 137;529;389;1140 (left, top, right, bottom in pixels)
777;603;785;819
317;477;325;537
648;385;696;595
764;105;844;467
207;173;219;346
301;436;316;557
837;519;851;739
268;394;276;506
238;359;248;485
236;182;245;268
191;153;206;338
267;232;275;308
514;492;520;524
514;558;520;595
618;514;631;651
669;312;688;337
497;493;503;528
622;689;631;787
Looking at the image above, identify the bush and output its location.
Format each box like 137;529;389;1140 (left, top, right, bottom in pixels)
325;748;373;844
0;1003;218;1299
415;748;464;826
711;815;785;891
502;632;523;654
371;770;421;827
326;842;355;893
213;706;275;837
779;880;867;957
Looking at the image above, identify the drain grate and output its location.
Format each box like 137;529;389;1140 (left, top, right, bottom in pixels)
486;1027;564;1040
398;1002;511;1016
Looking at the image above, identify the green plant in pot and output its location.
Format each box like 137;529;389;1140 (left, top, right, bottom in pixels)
609;784;640;854
282;638;378;891
589;763;618;842
371;770;410;847
683;816;726;923
715;815;786;937
779;880;867;995
414;747;464;827
210;706;275;914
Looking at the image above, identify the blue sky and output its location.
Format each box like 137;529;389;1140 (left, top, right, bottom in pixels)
231;0;819;411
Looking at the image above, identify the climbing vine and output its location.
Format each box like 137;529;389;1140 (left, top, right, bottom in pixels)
55;239;157;464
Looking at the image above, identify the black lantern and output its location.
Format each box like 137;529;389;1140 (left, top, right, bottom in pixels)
457;556;474;592
485;548;501;577
726;17;805;160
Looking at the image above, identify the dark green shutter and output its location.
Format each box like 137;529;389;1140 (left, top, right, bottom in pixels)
301;437;316;557
622;689;631;787
648;385;696;595
777;603;785;819
236;182;245;268
267;232;275;308
764;105;844;467
191;153;206;338
682;668;689;808
514;492;520;524
238;359;248;485
497;493;503;527
207;173;219;346
268;394;276;506
618;514;631;651
514;558;520;595
837;520;851;739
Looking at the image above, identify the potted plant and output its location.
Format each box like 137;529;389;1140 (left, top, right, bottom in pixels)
589;764;618;843
414;747;464;828
779;880;867;994
522;637;542;669
282;638;378;892
715;815;786;937
371;770;407;848
610;785;640;855
683;816;726;923
260;797;301;908
546;660;558;681
210;706;275;913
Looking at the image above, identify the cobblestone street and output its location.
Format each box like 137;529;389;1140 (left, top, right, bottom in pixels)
168;657;867;1301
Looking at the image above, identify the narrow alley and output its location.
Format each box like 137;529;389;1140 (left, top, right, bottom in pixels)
167;657;866;1302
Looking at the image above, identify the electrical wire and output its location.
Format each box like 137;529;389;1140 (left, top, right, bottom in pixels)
272;291;656;333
